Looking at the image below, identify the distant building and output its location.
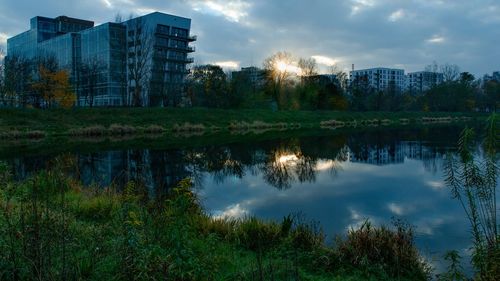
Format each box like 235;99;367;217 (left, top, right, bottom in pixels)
231;66;266;89
405;71;444;94
349;67;405;92
7;12;196;107
483;71;500;83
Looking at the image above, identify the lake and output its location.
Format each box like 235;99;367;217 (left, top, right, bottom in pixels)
2;124;493;273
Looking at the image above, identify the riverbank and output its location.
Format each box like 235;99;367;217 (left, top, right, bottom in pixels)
0;108;486;140
0;163;431;280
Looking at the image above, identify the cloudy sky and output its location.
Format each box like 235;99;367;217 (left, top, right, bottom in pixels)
0;0;499;75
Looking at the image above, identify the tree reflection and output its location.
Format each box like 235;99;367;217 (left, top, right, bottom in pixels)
5;127;465;192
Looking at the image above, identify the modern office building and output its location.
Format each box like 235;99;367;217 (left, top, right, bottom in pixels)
405;71;444;94
349;67;405;92
7;12;195;107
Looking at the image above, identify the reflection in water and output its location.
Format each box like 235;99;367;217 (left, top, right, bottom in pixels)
4;126;488;273
8;128;460;193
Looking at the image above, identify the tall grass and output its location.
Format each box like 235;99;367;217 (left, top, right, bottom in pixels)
0;159;431;280
0;107;484;140
443;113;499;280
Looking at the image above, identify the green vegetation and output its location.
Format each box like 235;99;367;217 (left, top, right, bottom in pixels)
0;107;485;140
0;159;431;280
443;114;499;281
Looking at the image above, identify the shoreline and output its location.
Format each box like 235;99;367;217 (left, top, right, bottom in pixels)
0;108;486;141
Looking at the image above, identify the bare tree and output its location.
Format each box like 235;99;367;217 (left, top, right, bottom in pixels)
263;51;295;108
79;56;106;107
425;61;439;73
298;57;318;77
329;64;349;91
4;54;32;107
114;12;123;23
127;16;154;107
440;63;460;82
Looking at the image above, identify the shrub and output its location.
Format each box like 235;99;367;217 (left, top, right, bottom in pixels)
334;220;431;280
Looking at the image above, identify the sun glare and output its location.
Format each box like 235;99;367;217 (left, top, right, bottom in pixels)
275;60;302;75
278;154;299;164
276;61;288;72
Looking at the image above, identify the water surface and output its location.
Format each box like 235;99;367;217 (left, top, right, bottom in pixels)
4;125;493;273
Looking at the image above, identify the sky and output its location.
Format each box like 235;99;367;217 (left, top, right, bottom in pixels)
0;0;499;76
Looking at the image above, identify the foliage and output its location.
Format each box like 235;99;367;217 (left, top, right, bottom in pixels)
3;54;32;107
437;250;467;281
334;220;431;280
32;66;76;108
443;113;499;280
187;64;231;108
422;78;477;112
0;159;431;280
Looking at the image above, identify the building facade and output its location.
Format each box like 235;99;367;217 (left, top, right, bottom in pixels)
405;71;444;94
231;66;266;89
7;12;195;107
349;67;405;92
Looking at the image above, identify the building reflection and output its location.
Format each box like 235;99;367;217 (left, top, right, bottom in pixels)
6;128;460;193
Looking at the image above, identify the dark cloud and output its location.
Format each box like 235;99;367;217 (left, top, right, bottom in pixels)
0;0;498;75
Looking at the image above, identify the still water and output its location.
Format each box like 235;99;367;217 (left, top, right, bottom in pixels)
3;125;493;273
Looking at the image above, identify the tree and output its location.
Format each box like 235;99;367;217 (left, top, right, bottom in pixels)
229;70;254;108
187;64;228;108
441;63;460;82
32;66;75;108
329;65;349;92
349;74;374;111
3;54;32;107
443;115;498;280
263;51;295;109
114;12;123;23
425;61;439;73
0;48;5;106
127;16;154;107
79;57;106;107
298;57;317;78
483;80;500;112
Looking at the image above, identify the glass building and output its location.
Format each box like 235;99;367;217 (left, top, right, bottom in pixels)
7;12;195;107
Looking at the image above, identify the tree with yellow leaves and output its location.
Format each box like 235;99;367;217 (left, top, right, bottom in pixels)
33;65;76;109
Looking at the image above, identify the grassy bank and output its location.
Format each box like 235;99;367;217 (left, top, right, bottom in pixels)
0;161;432;280
0;108;486;140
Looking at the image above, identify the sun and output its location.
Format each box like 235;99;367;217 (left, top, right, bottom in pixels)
276;61;288;72
274;60;302;75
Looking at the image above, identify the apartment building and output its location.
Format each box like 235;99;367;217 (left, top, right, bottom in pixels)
405;71;444;94
349;67;406;92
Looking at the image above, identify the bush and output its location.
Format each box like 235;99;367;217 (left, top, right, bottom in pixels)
334;220;431;280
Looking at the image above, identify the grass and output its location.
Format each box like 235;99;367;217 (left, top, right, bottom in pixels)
0;160;432;281
0;107;487;140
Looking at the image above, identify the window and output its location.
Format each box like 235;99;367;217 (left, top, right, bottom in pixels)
157;24;170;34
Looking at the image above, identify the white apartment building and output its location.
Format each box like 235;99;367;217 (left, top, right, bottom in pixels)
349;67;405;92
405;71;444;94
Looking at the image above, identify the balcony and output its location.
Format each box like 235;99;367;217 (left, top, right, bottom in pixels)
168;45;195;53
166;68;191;74
167;56;194;64
156;31;197;42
